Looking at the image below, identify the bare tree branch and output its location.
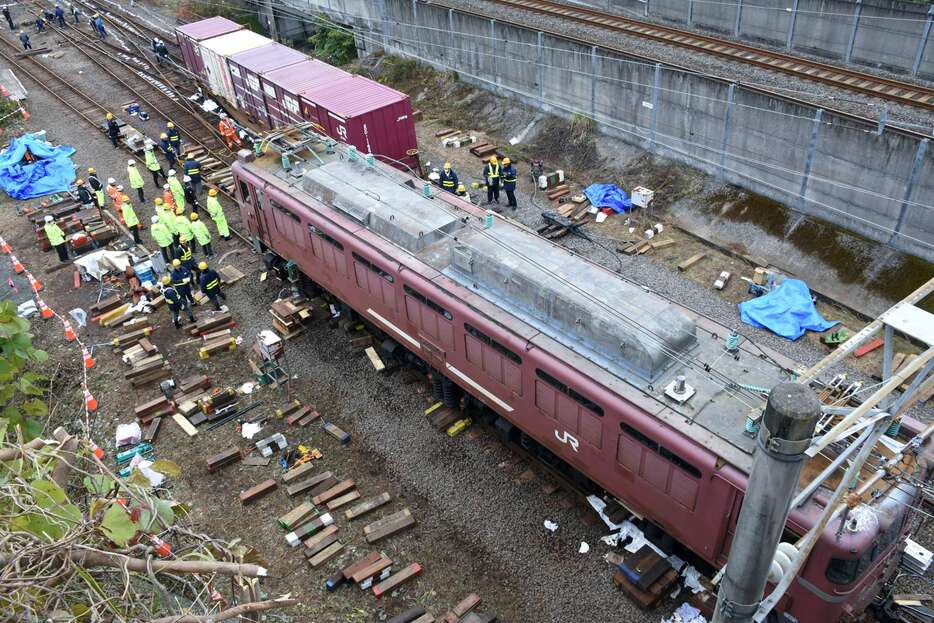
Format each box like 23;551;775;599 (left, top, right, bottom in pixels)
145;597;298;623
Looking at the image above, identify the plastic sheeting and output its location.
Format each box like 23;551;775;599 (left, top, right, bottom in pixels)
583;183;632;213
0;134;76;199
739;278;837;340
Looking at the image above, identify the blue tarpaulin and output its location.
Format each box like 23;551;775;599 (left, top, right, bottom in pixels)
739;278;837;340
583;183;632;213
0;134;76;200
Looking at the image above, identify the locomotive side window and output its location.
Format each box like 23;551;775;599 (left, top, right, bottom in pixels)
535;369;603;416
352;253;394;282
270;199;303;246
403;286;452;320
237;179;253;206
535;369;603;448
403;285;453;348
307;224;347;277
352;252;395;309
618;422;700;509
464;323;522;394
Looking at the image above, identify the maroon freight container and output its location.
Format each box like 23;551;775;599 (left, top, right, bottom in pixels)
227;43;307;127
175;17;242;84
300;76;419;171
260;59;349;129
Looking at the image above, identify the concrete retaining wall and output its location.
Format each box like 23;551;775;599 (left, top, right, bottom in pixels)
280;0;934;261
574;0;934;78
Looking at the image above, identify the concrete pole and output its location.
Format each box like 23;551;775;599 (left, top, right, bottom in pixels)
264;0;278;41
713;383;820;623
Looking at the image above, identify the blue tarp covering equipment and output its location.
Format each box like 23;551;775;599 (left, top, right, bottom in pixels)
0;134;76;200
584;183;632;213
739;278;837;340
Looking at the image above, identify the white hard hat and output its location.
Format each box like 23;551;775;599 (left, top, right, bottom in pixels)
183;175;191;182
219;112;227;119
151;215;159;224
163;184;170;190
107;177;116;184
116;185;124;191
45;215;53;223
127;159;135;165
168;169;176;176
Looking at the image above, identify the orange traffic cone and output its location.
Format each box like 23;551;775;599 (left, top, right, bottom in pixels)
19;107;28;121
10;254;23;273
0;84;9;97
25;272;42;293
82;347;96;369
36;297;53;319
0;236;10;253
83;385;98;412
63;320;76;341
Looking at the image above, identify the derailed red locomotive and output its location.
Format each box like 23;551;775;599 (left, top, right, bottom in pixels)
231;134;930;622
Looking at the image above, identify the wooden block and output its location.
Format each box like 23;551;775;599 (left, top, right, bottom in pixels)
649;239;676;250
202;328;231;343
373;563;422;598
286;513;334;546
349;333;373;349
303;529;340;558
351;556;394;583
453;593;482;617
677;252;707;272
286;406;312;425
135;396;171;418
218;264;245;285
341;551;381;580
241;455;270;467
278;502;316;530
286;471;333;496
240;479;277;505
612;568;678;609
207;447;241;472
281;460;316;483
302;523;338;551
143;417;162;443
98;303;130;325
410;615;435;623
312;479;356;505
345;492;392;520
325;569;346;592
435;127;456;137
364;508;416;544
309;475;340;498
89;293;123;315
387;608;427;623
365;346;386;372
177;373;210;393
854;338;884;358
172;414;198;437
296;410;321;426
322;421;351;444
326;490;361;511
308;541;344;568
137;338;157;354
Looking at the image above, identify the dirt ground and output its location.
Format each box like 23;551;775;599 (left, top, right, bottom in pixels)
1;9;933;623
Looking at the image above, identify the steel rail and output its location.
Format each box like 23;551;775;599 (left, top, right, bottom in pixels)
488;0;934;112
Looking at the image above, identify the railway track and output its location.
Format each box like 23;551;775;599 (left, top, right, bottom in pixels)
486;0;934;112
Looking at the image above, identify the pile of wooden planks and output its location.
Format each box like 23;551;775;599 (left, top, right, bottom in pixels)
188;311;234;337
126;353;171;388
425;403;461;432
280;401;321;427
469;143;499;159
537;200;592;240
269;298;316;339
619;237;677;256
199;331;238;359
134;395;173;425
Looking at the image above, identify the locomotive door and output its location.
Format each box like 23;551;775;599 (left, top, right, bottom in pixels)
237;178;269;244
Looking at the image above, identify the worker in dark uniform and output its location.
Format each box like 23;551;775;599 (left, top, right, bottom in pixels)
438;162;458;193
182;153;202;195
18;30;30;50
44;215;68;262
159;132;177;170
86;167;105;209
70;3;80;25
105;112;119;148
75;178;94;207
92;13;105;39
3;6;14;31
166;122;181;156
34;16;44;33
182;175;200;212
161;276;195;328
483;155;501;205
502;157;518;209
54;5;65;27
198;262;226;311
170;258;195;304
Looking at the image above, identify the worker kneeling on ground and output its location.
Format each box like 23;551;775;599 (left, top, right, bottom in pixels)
161;275;194;329
44;215;68;262
170;258;195;305
150;215;173;262
455;183;471;203
198;262;227;311
189;212;213;257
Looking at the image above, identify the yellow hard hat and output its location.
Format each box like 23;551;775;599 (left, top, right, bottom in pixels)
167;122;174;128
106;112;113;120
489;156;498;163
121;194;129;201
208;188;218;196
502;157;511;165
161;275;170;285
456;184;466;192
76;178;84;185
175;208;183;215
443;162;451;169
198;261;208;270
189;213;199;221
88;167;96;173
160;133;168;139
154;197;163;205
172;259;181;267
185;153;193;159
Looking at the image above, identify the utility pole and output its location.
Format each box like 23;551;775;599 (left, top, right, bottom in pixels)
264;0;278;42
713;382;820;623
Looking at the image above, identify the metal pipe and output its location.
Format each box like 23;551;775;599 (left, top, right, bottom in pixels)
792;422;876;508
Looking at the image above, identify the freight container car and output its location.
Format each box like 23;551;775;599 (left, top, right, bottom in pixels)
227;42;307;127
175;16;242;83
198;29;271;109
260;59;350;129
300;76;419;171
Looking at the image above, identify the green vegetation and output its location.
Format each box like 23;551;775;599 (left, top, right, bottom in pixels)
0;299;48;441
177;0;263;34
308;19;357;66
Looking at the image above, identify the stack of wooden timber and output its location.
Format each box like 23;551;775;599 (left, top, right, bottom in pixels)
126;353;171;387
269;298;316;339
619;237;677;256
172;374;213;420
31;202;117;252
469;143;500;159
280;401;321;427
134;395;174;425
199;328;238;359
425;403;461;432
112;321;153;349
611;545;678;609
188;311;234;337
121;336;158;367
